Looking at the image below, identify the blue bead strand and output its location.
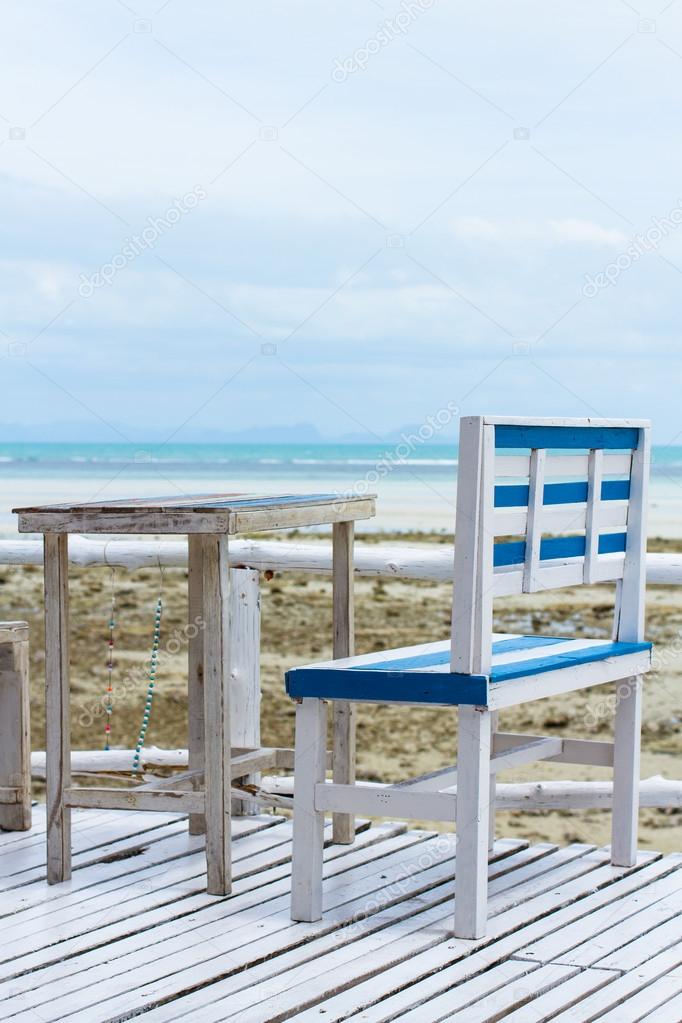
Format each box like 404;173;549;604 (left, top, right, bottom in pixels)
132;597;163;772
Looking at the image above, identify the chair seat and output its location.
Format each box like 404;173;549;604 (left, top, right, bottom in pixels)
286;633;652;707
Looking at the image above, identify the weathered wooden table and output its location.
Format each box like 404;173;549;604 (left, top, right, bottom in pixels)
14;492;375;894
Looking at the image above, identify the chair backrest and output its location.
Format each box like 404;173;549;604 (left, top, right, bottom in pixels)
451;416;651;676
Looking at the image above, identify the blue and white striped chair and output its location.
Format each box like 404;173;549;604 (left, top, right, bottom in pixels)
288;416;653;938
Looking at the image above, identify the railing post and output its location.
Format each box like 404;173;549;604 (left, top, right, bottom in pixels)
0;622;31;831
229;568;261;816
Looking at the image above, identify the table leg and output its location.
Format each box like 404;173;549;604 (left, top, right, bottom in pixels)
202;534;232;895
44;533;72;883
332;521;356;845
188;535;206;835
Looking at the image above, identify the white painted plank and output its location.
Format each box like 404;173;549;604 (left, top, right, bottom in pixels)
387;959;549;1023
0;824;411;1015
52;840;533;1023
495;452;632;478
617;424;650;643
0;819;310;967
483;967;615;1023
494;501;628;538
639;988;682;1022
287;849;661;1023
417;963;578;1023
155;845;597;1023
523;447;546;593
0;821;387;985
0;811;188;884
554;887;682;969
597;912;682;972
149;845;557;1023
515;856;682;965
583;448;603;584
0;815;280;917
595;975;682;1023
451;418;494;676
550;949;682;1023
493;557;627;596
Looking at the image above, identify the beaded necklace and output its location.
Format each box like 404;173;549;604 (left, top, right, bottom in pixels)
132;580;163;773
104;570;116;751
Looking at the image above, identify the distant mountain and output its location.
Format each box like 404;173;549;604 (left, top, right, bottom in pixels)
0;420;454;445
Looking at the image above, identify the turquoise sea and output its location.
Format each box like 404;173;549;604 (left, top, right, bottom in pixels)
1;442;682;537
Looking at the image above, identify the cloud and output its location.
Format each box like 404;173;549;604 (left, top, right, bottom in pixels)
450;216;627;246
549;219;628;246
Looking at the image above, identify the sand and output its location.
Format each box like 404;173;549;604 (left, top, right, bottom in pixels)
2;531;682;852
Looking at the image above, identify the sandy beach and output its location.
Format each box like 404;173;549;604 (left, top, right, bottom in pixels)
3;529;682;853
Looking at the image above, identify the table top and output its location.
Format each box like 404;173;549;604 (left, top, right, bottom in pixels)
14;492;376;535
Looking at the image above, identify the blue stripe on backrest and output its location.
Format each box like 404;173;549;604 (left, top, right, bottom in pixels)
494;478;631;509
347;635;567;674
494;531;627;567
494;425;640;450
490;641;652;683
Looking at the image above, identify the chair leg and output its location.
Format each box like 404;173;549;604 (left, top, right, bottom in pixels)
612;675;643;867
488;711;498;853
291;698;327;922
455;705;491;939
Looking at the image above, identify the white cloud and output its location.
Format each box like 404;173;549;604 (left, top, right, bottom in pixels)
450;217;627;246
549;219;628;246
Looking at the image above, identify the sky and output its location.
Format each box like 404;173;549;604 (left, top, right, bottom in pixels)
2;0;682;443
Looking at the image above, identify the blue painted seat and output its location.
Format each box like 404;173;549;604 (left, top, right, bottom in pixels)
289;416;653;940
286;634;652;707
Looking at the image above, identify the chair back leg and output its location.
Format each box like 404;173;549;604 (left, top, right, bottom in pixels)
611;674;643;867
455;705;492;939
291;698;327;922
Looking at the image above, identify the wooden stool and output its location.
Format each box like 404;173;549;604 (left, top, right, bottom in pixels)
14;492;374;893
0;621;31;832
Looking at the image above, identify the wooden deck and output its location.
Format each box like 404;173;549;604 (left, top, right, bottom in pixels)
2;809;682;1022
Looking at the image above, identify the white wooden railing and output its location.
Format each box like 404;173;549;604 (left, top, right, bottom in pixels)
2;536;682;813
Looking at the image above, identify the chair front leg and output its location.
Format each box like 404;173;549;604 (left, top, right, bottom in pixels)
611;675;643;867
291;698;328;922
455;705;492;939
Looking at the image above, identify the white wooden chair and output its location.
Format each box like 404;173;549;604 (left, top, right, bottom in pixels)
287;416;653;938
